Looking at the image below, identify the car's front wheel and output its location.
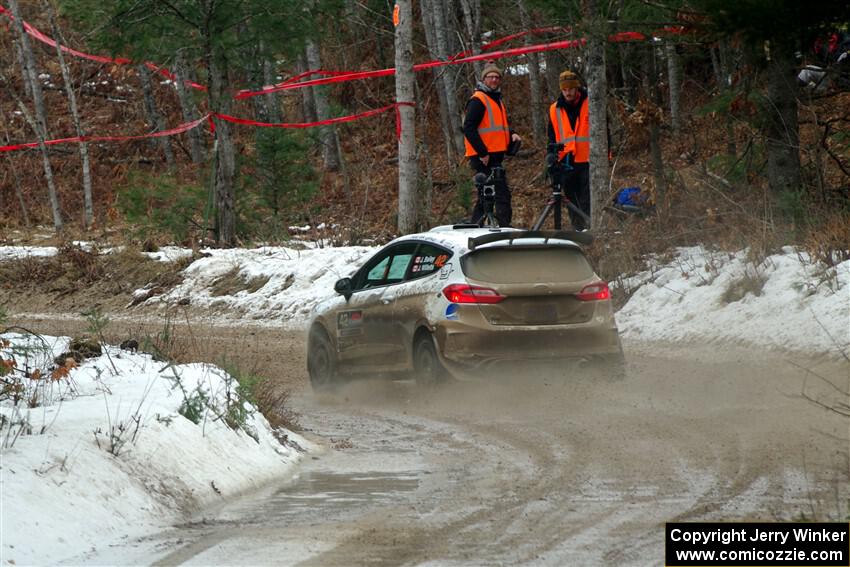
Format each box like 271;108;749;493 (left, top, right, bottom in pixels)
413;332;449;387
308;327;338;390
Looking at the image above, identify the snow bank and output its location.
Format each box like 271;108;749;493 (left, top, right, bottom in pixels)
0;333;310;565
616;247;850;356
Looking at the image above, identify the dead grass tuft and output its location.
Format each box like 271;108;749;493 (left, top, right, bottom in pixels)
253;379;300;432
210;267;270;296
802;210;850;269
720;267;768;304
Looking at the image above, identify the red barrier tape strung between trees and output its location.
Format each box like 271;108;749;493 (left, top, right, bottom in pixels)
237;27;687;98
0;3;684;100
236;38;589;99
0;103;415;153
0;115;211;153
0;5;207;91
212;102;414;139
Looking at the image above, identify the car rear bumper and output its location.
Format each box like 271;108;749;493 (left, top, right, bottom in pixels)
435;321;622;368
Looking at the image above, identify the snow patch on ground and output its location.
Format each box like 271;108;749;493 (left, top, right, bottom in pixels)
615;247;849;356
0;333;311;565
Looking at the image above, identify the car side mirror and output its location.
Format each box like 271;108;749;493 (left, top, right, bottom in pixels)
334;277;353;301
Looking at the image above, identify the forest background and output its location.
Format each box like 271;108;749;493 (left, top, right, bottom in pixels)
1;0;849;285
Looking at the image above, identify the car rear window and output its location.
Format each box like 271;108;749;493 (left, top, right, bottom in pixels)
461;247;594;283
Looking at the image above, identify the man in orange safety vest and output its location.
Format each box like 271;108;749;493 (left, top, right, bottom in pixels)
463;61;522;227
547;70;591;231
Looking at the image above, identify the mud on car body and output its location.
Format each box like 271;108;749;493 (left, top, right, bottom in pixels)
306;226;624;389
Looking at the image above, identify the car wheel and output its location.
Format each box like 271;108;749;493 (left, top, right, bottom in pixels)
413;333;448;387
308;327;338;390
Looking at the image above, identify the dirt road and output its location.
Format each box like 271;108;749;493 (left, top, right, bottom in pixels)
13;316;850;566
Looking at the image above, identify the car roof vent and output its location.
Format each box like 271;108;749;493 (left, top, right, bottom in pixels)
468;229;594;250
451;223;482;229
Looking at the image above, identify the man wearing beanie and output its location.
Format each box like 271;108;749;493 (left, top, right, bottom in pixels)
463;61;522;227
547;69;591;231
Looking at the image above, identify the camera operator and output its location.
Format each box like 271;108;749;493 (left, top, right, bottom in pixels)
547;70;590;231
463;61;522;227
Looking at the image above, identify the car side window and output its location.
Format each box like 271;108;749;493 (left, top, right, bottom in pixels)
353;243;418;290
408;244;453;281
386;254;413;282
365;257;391;283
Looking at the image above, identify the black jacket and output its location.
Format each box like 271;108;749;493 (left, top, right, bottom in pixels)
463;87;512;158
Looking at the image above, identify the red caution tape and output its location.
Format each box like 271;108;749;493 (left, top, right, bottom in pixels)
1;103;418;153
213;102;414;131
1;3;694;101
450;26;570;60
237;38;588;99
0;6;206;91
0;115;210;153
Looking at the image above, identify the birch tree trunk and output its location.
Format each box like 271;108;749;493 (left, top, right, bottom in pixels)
666;41;681;132
174;51;205;163
420;0;455;161
297;51;318;123
394;0;418;233
8;0;62;231
262;52;282;124
458;0;483;80
45;0;93;228
138;64;175;168
430;0;464;154
518;0;544;142
584;0;609;230
306;38;341;172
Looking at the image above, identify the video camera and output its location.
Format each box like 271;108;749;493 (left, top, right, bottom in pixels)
473;166;504;201
545;143;573;177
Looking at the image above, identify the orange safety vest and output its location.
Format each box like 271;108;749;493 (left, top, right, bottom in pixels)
464;91;510;157
549;97;590;163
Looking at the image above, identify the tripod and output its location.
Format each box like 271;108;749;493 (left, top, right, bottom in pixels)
472;166;504;228
531;152;591;231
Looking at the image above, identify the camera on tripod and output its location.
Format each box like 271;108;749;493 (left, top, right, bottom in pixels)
545;142;573;176
474;166;504;200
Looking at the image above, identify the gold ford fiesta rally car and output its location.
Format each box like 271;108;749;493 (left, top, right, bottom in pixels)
306;226;624;389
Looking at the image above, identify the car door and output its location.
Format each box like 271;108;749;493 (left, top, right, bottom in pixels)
391;242;454;362
337;243;416;367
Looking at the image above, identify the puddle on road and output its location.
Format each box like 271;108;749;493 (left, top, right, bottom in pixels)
205;466;423;528
265;471;420;514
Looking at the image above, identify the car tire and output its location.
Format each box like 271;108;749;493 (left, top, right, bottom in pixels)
413;333;449;387
308;327;338;391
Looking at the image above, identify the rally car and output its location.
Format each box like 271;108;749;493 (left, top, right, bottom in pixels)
306;226;624;388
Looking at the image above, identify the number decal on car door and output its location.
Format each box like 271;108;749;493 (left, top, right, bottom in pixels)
338;310;364;337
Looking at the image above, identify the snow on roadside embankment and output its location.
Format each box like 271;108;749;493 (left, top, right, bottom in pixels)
146;244;848;356
615;246;850;357
2;242;848;354
0;333;312;565
146;246;374;326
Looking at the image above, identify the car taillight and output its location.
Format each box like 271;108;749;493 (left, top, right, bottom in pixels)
576;281;610;301
442;284;506;304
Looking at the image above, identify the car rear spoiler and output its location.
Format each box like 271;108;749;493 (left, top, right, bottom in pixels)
468;229;594;250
